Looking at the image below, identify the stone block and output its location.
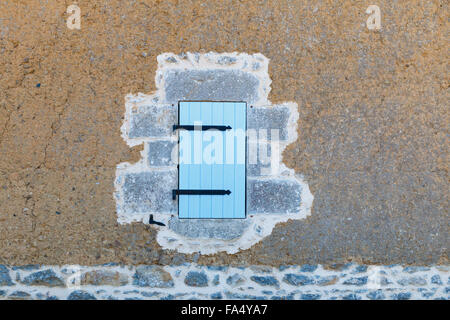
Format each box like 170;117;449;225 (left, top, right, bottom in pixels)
316;275;338;286
397;276;427;286
121;171;177;214
12;265;40;271
168;218;250;240
224;291;266;300
283;274;315;286
80;270;129;286
402;266;430;273
367;290;385;300
300;264;318;272
67;290;97;300
431;275;442;285
210;292;223;299
184;271;208;287
247;105;291;141
128;104;176;139
226;273;246;287
0;265;13;286
343;276;368;286
164;69;259;104
391;292;411;300
300;293;321;300
21;269;65;287
147;140;177;166
250;276;279;287
247;178;302;214
343;293;361;300
133;266;174;288
9;291;31;300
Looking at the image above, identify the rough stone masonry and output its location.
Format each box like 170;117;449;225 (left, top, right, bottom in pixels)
0;263;448;300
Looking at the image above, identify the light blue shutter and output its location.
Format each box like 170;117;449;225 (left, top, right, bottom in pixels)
178;101;246;219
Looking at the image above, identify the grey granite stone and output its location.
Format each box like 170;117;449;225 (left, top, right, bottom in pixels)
122;171;177;214
133;266;174;288
147;140;177;166
217;56;237;65
250;276;279;287
300;293;321;300
67;290;97;300
141;291;160;298
164;69;259;104
343;276;368;286
206;266;228;272
9;291;31;299
403;266;430;273
184;271;208;287
431;275;442;285
11;264;40;271
271;294;295;300
128;104;176;139
247;178;302;214
419;289;436;298
168;217;250;240
247;106;290;141
224;291;267;300
21;269;65;287
226;273;246;287
210;292;223;299
249;265;273;273
343;293;361;300
300;264;318;272
397;276;427;286
391;292;411;300
283;274;315;286
367;290;385;300
80;270;129;286
353;265;368;273
316;275;338;286
0;265;13;286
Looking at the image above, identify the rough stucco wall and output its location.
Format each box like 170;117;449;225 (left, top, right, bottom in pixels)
0;1;448;266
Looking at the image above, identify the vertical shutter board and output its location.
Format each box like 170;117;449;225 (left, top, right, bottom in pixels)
189;102;201;218
178;102;189;218
234;102;247;218
200;102;212;218
222;102;235;218
178;130;189;218
211;102;224;218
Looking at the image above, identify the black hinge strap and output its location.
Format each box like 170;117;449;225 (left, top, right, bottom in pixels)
172;189;231;200
173;125;232;131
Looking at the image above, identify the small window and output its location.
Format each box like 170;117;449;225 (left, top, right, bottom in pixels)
173;101;247;219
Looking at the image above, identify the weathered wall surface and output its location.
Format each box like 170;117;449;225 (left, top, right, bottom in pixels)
0;1;448;266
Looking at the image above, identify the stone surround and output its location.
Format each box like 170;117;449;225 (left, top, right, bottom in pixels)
114;52;313;254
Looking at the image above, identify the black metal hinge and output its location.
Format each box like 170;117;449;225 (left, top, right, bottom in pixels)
173;125;231;131
172;189;231;200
